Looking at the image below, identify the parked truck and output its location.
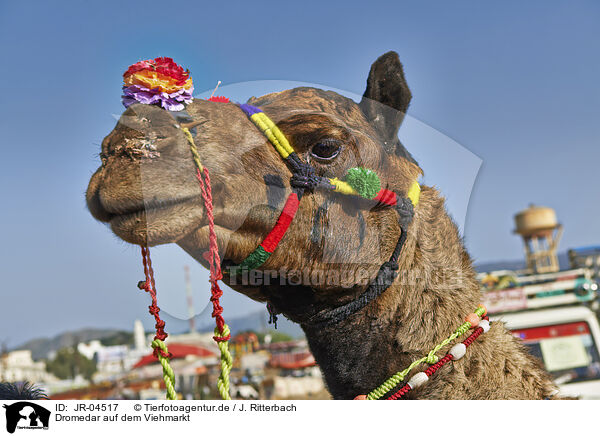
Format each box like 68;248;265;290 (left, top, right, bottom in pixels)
478;264;600;399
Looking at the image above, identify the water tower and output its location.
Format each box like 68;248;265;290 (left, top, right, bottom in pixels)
514;204;563;273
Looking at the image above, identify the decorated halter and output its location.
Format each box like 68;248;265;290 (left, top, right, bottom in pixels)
230;103;421;327
232;103;421;273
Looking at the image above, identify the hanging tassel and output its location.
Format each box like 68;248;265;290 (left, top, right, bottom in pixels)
267;302;279;329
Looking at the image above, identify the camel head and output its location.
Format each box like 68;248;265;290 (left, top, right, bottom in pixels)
86;52;422;318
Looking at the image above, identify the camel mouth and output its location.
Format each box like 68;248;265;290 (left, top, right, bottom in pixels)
105;195;200;221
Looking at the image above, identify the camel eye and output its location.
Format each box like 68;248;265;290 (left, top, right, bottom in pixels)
310;139;342;162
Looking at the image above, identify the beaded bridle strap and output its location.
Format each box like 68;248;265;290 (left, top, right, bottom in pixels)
386;315;490;400
354;305;489;400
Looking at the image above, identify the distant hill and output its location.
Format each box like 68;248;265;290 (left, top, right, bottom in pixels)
474;259;526;274
474;251;570;273
13;329;134;360
13;310;304;361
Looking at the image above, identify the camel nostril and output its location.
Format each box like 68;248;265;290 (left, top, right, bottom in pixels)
99;152;108;166
107;135;161;160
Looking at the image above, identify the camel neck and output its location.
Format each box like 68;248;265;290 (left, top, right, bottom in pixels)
299;276;481;399
296;187;485;399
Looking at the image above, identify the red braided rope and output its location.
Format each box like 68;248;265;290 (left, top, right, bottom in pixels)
195;167;230;342
462;325;485;347
424;354;453;377
387;384;411;399
140;246;172;359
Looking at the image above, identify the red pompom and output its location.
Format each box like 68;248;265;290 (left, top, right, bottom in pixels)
207;96;230;103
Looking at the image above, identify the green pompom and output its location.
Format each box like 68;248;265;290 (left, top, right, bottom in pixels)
344;167;381;199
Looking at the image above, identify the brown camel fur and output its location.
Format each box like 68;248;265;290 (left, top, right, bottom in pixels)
86;52;557;399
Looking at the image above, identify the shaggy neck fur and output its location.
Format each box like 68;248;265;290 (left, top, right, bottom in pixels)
268;187;557;399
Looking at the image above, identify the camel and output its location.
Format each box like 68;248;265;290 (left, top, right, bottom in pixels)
86;52;557;399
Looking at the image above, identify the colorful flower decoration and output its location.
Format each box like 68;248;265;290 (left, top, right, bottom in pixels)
121;57;194;111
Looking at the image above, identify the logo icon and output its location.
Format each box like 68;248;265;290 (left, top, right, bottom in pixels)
3;402;50;434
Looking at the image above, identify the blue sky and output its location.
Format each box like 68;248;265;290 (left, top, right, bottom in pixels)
1;1;599;346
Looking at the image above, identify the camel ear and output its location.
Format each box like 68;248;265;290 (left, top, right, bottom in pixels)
360;51;415;161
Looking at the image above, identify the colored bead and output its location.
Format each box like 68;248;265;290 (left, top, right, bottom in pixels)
477;304;488;317
465;312;480;327
479;319;490;333
354;394;367;400
450;343;467;360
407;372;429;389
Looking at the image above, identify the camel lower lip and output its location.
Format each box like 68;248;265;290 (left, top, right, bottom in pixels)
108;205;179;232
107;196;199;221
